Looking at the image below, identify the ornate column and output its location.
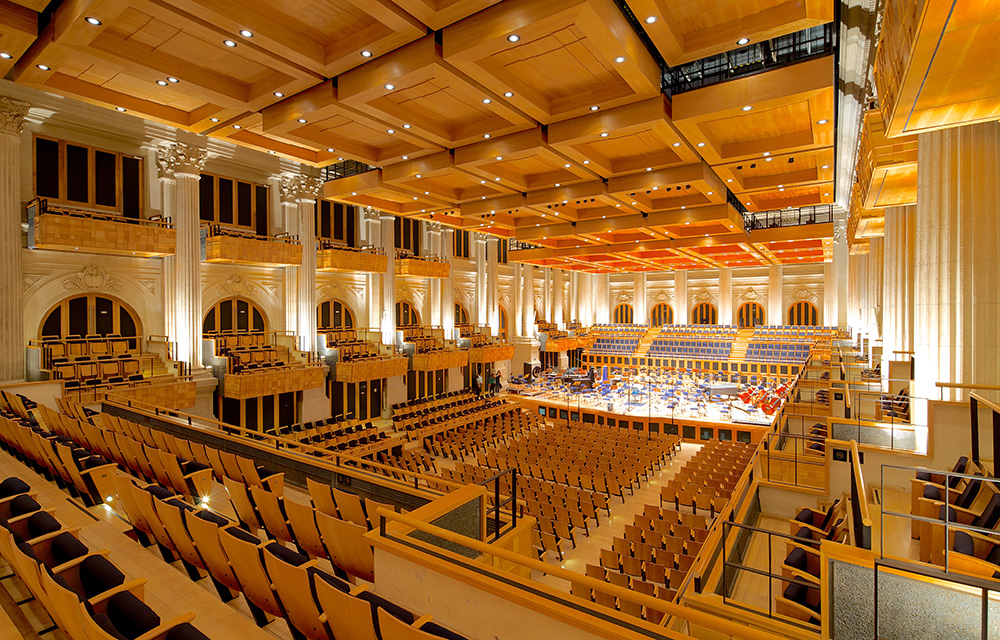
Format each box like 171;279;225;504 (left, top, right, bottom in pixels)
768;265;783;326
848;252;868;338
882;206;915;371
487;238;499;335
0;98;29;382
914;122;1000;402
553;269;564;328
826;220;848;327
522;264;536;336
718;268;733;325
278;176;299;336
474;233;487;325
158;161;177;347
594;274;610;324
542;268;551;323
380;214;396;345
633;273;647;323
427;223;442;327
364;208;381;330
289;175;321;352
441;227;455;338
157;143;207;368
674;271;688;324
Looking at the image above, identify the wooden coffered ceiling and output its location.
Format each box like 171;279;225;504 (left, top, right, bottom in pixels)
4;0;844;272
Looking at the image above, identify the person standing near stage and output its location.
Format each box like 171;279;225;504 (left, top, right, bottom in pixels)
587;366;597;388
475;371;483;395
495;371;503;393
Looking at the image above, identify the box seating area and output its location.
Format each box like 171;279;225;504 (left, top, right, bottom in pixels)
658;325;738;338
648;339;732;360
40;335;150;388
323;330;379;361
753;326;837;339
270;417;388;452
744;342;811;364
207;332;289;373
0;392;470;640
0;473;217;640
777;498;849;624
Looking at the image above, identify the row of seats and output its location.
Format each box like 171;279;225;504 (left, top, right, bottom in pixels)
777;499;848;624
745;342;810;364
648;339;732;360
425;411;539;461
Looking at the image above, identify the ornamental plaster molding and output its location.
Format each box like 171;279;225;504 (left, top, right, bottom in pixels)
63;265;122;293
0;98;30;137
156;143;207;178
217;274;258;297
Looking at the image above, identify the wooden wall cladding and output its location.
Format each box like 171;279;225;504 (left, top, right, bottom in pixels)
34;214;175;257
316;247;388;272
395;258;450;278
468;344;515;363
112;381;197;411
335;357;409;383
412;349;470;371
223;366;326;399
204;235;302;266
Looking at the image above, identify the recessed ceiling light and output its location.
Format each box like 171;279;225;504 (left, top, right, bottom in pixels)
496;156;503;160
479;180;486;184
156;80;168;86
384;83;394;90
589;106;599;111
707;191;713;195
273;91;284;97
503;91;513;98
297;118;307;123
507;34;520;42
600;132;609;137
583;160;590;164
415;174;422;178
555;183;561;187
645;16;657;24
0;53;11;59
387;129;395;134
778;184;784;188
232;124;241;129
268;150;275;154
223;40;237;47
166;77;180;84
36;64;50;71
824;192;830;196
778;188;784;191
745;202;751;205
85;17;102;25
483;134;491;139
327;148;334;152
737;38;750;45
765;158;772;162
697;142;705;147
115;107;126;112
564;163;571;168
361;50;372;57
210;117;220;122
482;98;492;104
338;157;343;161
495;177;501;181
239;29;253;38
762;152;770;156
402;124;411;129
817;119;829;125
727;178;733;182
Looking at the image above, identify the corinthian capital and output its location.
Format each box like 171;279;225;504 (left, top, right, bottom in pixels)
281;174;323;202
0;98;30;137
156;143;207;178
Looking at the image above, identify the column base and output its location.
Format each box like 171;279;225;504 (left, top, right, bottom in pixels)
513;339;540;377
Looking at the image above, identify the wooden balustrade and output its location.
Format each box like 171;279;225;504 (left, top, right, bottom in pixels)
335;356;409;383
316;245;388;272
412;349;469;371
31;210;175;256
222;364;326;399
203;228;302;266
469;344;515;363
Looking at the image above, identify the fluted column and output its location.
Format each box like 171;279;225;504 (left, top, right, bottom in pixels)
542;268;551;323
522;264;535;337
487;238;499;335
427;223;442;327
914;122;1000;402
441;228;455;338
278;177;299;335
633;273;647;323
159;172;177;345
512;263;523;337
848;252;868;338
0;98;28;382
157;143;207;367
553;269;564;328
594;274;610;324
718;268;733;325
364;208;381;330
380;214;396;345
289;176;321;351
825;221;847;327
867;236;884;341
768;265;783;325
474;234;487;325
883;205;915;383
675;271;688;323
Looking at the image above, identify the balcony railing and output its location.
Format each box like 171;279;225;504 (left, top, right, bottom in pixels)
316;240;387;272
27;198;175;256
744;204;835;231
322;159;375;182
201;224;302;266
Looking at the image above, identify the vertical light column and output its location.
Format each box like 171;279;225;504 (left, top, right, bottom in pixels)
487;238;499;335
278;176;299;336
633;273;647;323
674;271;688;324
427;223;442;327
542;268;551;323
718;268;733;325
512;263;522;337
553;269;564;328
474;234;487;325
866;236;884;341
364;208;381;330
594;274;610;323
914;122;1000;402
826;221;847;327
292;176;321;352
848;252;868;338
882;206;915;366
441;228;455;338
380;214;396;345
522;264;535;336
159;169;177;344
768;265;783;326
157;143;207;367
0;98;28;382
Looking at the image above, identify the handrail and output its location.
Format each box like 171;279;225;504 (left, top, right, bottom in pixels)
849;440;872;550
375;508;779;640
970;392;1000;416
101;393;465;494
33;199;174;229
201;223;300;245
317;239;385;255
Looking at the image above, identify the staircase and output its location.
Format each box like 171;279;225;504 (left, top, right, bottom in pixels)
633;326;661;357
729;328;755;361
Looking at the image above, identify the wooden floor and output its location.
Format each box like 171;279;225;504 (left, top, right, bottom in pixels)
0;443;319;640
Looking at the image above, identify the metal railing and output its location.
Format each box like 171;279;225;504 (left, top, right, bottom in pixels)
478;467;518;541
743;204;835;231
322;160;374;181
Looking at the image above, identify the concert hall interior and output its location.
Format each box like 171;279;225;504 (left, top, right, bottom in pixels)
1;0;999;639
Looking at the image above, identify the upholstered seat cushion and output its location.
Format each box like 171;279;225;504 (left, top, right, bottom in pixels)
94;591;160;640
0;477;30;498
193;510;229;527
784;547;809;571
223;526;259;544
145;485;174;500
421;621;471;640
311;569;350;594
180;461;209;474
80;555;126;599
783;581;819;613
359;590;413;637
27;512;61;538
952;531;974;556
82;456;113;469
265;542;307;567
9;494;41;517
51;531;90;565
164;623;211;640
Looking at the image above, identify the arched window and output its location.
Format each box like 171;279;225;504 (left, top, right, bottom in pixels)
203;297;267;334
788;301;819;326
316;299;355;330
454;303;470;326
737;302;765;328
649;303;674;326
395;301;420;327
40;294;141;340
499;305;508;342
691;302;717;325
612;303;634;324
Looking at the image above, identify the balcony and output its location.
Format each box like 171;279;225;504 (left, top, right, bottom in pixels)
334;355;409;383
394;250;449;278
221;364;326;399
27;198;175;257
468;344;514;363
544;337;584;352
412;349;469;371
316;241;388;273
202;225;302;267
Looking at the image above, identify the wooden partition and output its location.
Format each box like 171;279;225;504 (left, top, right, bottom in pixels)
31;211;175;256
395;257;449;278
469;344;515;363
316;245;388;272
203;231;302;266
412;349;469;371
222;365;326;399
335;356;408;383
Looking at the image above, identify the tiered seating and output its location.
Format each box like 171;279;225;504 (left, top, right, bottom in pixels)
40;334;150;388
753;326;837;339
0;393;470;640
207;331;289;373
744;341;810;364
587;324;647;355
656;325;738;339
658;440;754;517
648;337;732;360
776;498;848;624
0;474;216;640
321;328;379;360
427;411;539;460
392;391;517;441
272;416;388;451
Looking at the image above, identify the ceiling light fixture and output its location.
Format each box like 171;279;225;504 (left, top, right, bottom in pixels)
115;107;126;112
817;119;829;125
223;40;237;47
273;91;284;97
762;152;770;156
210;117;219;122
727;178;733;182
402;124;411;129
590;106;599;111
297;118;307;123
600;132;609;137
645;16;657;24
85;17;102;25
0;53;11;59
167;77;179;83
583;160;590;164
496;156;503;160
384;83;394;90
503;91;513;98
232;124;241;129
822;165;830;169
327;148;334;152
495;177;501;181
482;98;492;104
36;64;50;71
737;37;750;45
741;105;752;111
507;34;520;42
697;142;705;147
614;56;626;63
387;129;395;134
156;80;168;86
555;183;561;187
239;29;253;38
483;134;491;138
361;50;372;57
